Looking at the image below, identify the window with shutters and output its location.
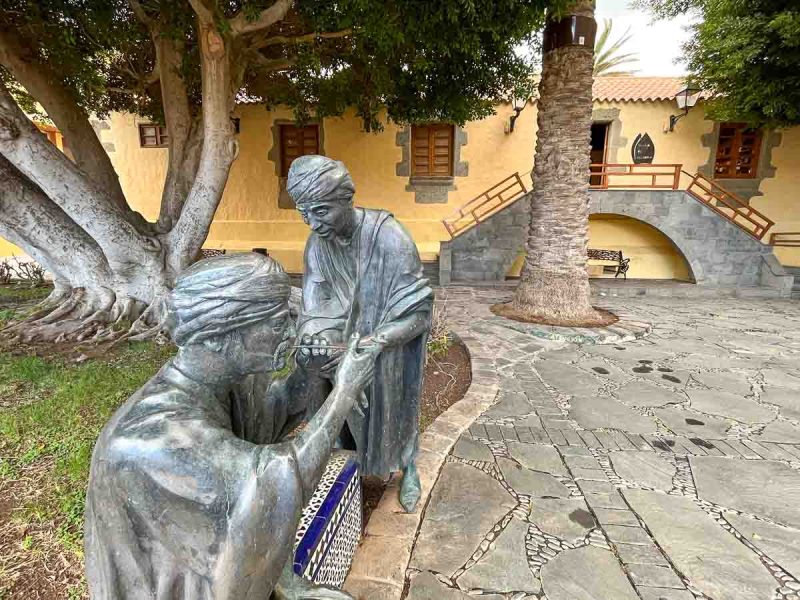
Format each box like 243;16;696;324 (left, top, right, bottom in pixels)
139;124;169;148
280;124;320;177
714;123;762;179
411;124;454;178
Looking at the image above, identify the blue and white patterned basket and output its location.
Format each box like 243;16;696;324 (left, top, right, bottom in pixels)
293;451;362;588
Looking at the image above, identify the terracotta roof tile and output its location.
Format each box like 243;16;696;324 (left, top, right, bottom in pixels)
593;76;699;102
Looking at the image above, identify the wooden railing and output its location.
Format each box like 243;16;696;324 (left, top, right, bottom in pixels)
441;164;777;244
442;172;528;238
684;171;774;240
770;232;800;247
589;163;681;190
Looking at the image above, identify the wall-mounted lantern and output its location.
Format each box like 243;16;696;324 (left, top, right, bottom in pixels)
506;96;528;134
666;87;701;132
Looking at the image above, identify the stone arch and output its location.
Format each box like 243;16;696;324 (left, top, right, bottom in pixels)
588;212;698;283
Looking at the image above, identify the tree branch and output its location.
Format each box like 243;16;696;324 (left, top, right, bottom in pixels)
251;54;298;71
252;28;352;50
230;0;293;36
0;26;128;210
127;0;155;26
188;0;215;24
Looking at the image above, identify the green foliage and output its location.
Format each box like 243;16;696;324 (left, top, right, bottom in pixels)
637;0;800;127
0;340;175;556
1;0;568;131
594;18;639;76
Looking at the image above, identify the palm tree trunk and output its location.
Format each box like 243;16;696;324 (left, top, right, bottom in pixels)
511;1;604;324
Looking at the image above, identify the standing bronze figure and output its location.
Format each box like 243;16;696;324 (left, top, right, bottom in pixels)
288;155;433;512
84;253;378;599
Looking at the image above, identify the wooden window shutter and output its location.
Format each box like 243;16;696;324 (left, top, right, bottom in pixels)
411;124;454;177
714;123;762;179
280;124;320;176
138;124;169;147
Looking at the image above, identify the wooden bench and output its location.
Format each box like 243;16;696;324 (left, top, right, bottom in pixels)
587;249;630;279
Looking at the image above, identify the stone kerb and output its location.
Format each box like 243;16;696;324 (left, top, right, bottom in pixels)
343;333;505;599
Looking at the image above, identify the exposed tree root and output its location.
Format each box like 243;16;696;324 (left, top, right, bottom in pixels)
1;287;170;347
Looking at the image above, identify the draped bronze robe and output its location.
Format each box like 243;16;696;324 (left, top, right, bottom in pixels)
298;208;433;476
84;364;306;600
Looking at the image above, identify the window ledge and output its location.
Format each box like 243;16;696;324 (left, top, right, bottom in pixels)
408;176;455;187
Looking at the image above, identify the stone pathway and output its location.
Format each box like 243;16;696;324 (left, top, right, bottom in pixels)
407;286;800;600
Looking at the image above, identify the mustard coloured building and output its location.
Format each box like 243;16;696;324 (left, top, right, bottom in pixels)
3;76;799;295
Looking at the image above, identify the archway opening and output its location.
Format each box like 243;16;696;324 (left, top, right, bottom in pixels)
588;214;695;282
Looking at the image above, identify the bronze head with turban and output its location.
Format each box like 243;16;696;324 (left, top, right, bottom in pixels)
288;155;359;241
167;252;294;374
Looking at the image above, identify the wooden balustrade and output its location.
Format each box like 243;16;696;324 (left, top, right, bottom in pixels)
442;172;527;238
684;172;774;240
770;232;800;247
589;163;682;190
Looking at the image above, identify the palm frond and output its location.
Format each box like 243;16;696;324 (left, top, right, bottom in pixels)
594;18;639;77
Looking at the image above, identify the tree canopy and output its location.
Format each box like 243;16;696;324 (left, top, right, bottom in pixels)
1;0;565;131
638;0;800;127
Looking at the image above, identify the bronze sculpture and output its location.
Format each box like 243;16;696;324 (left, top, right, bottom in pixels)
84;253;378;599
289;155;433;513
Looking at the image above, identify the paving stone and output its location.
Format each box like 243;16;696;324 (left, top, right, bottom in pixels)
593;430;620;450
578;430;602;448
483;392;534;419
762;369;800;391
540;545;639;600
757;420;800;444
610;430;638;450
623;489;777;600
452;435;494;463
584;491;628;509
468;423;487;439
760;441;800;462
577;479;616;495
500;425;519;441
407;571;504;600
498;458;571;498
456;519;540;594
561;429;585;446
725;513;800;580
687;388;774;424
691;370;753;396
761;387;800;421
593;507;641;526
614;541;669;565
570;396;658;434
616;380;684;408
721;438;762;459
692;456;800;529
636;589;696;600
653;406;732;438
516;413;544;429
534;360;601;397
529;498;596;540
610;450;675;490
557;444;593;456
603;525;654;545
625;433;653;451
546;429;568;446
740;439;782;460
411;463;516;574
707;439;743;457
507;441;567;476
570;468;608;481
484;424;503;441
626;564;685;589
528;427;551;444
563;454;601;470
542;417;572;430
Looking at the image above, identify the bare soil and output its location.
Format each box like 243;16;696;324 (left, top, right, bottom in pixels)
491;302;619;328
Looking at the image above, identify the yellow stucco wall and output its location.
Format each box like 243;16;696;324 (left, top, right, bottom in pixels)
754;127;800;266
588;214;692;280
2;97;798;276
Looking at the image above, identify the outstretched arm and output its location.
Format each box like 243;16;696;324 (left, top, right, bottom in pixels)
291;335;377;500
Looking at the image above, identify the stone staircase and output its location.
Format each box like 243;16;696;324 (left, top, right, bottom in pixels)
785;266;800;299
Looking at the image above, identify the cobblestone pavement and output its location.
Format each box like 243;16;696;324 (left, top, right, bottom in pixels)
407;286;800;600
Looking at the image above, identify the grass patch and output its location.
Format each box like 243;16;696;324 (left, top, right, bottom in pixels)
0;284;52;303
0;337;174;597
